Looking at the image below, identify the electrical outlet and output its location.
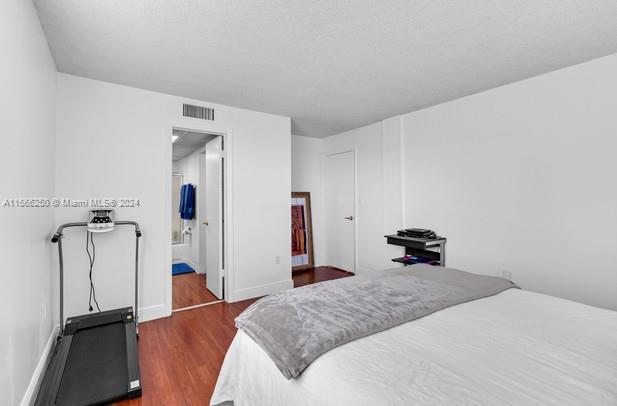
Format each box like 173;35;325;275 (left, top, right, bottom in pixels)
502;270;512;280
275;256;281;265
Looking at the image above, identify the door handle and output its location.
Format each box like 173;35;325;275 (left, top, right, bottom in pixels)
344;216;354;221
203;220;209;225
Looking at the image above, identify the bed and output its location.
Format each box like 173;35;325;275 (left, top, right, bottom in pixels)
211;266;617;406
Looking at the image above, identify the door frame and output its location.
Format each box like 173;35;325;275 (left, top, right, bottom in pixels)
324;149;358;274
165;120;234;317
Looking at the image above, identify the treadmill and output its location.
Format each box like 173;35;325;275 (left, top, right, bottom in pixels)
36;220;143;406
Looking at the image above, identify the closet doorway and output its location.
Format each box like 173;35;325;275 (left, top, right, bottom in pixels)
171;129;225;311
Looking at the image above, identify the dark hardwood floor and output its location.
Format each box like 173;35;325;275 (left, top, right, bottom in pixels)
114;266;351;406
293;266;353;287
172;272;220;310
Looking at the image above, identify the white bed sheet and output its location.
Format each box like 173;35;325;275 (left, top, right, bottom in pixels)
211;289;617;406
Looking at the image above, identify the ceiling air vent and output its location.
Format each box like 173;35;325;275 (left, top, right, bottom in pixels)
183;103;214;121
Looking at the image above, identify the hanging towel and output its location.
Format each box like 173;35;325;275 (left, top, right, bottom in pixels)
179;184;196;219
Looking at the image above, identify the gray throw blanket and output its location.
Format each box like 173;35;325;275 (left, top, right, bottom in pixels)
235;265;518;379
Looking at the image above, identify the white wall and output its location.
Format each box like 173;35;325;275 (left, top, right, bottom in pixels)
291;135;324;266
402;53;617;310
316;52;617;310
55;74;292;322
0;1;57;404
172;150;201;271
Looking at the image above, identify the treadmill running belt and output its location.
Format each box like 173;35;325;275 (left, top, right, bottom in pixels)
56;322;128;405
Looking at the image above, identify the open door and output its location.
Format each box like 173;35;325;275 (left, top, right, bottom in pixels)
203;136;224;299
198;152;207;276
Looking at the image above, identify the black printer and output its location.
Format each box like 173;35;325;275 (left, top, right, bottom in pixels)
396;228;437;239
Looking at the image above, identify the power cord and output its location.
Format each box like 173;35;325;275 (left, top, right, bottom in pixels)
85;231;101;312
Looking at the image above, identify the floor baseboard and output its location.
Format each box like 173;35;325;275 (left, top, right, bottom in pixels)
232;279;294;302
20;325;59;406
139;303;168;322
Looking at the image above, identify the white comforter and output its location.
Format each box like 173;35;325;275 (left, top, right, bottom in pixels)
211;289;617;406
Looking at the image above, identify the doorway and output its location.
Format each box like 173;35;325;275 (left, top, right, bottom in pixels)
171;129;225;311
324;151;356;273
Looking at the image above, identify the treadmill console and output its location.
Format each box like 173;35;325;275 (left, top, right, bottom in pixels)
88;209;115;232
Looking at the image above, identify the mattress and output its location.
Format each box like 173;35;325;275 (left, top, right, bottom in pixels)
211;288;617;406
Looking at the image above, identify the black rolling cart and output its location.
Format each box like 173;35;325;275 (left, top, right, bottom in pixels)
36;220;143;406
385;234;447;267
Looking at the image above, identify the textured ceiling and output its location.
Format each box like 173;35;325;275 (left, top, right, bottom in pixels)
172;129;217;161
34;0;617;137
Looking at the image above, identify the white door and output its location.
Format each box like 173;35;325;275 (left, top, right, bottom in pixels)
324;151;355;273
198;153;207;274
203;136;224;299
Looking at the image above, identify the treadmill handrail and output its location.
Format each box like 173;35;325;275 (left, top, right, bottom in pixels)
51;220;142;242
51;221;142;336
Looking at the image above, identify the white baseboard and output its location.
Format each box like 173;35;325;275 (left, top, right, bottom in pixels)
20;325;59;406
186;260;201;274
231;279;294;302
138;303;169;322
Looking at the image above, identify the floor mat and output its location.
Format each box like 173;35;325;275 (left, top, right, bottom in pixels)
172;262;195;276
